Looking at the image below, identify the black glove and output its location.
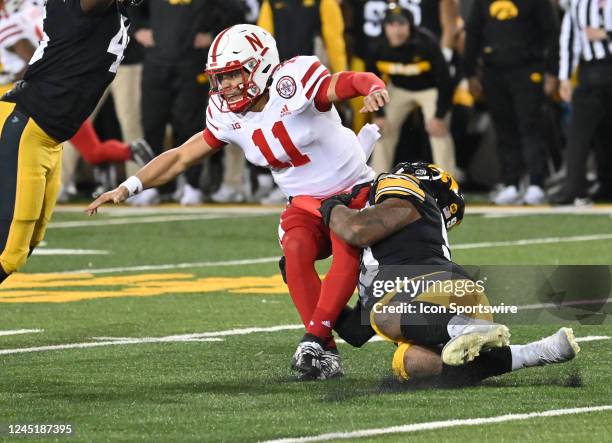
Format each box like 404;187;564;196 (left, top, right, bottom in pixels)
318;193;352;226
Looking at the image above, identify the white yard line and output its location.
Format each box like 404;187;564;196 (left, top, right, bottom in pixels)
53;206;281;215
575;335;611;343
32;249;110;256
259;406;612;443
1;315;608;355
452;233;612;250
0;329;43;337
30;232;612;275
0;337;223;355
46;256;281;275
517;298;612;311
47;213;273;229
0;325;303;355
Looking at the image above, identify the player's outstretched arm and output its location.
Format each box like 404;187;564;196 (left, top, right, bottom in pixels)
318;71;390;113
86;131;216;214
328;199;420;248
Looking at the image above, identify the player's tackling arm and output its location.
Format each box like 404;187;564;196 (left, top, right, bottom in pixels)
86;131;220;214
315;71;389;113
328;199;420;248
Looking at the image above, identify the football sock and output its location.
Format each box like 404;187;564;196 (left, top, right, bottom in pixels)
334;303;376;347
399;302;457;345
306;231;361;339
71;119;132;164
282;227;323;326
439;346;513;385
509;344;543;370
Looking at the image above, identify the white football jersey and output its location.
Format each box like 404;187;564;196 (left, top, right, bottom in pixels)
0;0;43;76
206;55;375;198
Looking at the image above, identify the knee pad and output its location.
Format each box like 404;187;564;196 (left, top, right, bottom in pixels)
392;342;412;381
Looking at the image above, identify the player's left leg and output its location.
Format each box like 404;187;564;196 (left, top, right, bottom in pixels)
394;328;580;385
293;186;370;379
0;107;59;283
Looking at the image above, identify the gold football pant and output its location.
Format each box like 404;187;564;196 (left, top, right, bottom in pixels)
370;274;493;380
0;101;62;281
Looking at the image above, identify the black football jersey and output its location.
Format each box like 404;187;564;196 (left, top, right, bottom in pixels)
2;0;129;141
358;172;457;308
364;172;451;266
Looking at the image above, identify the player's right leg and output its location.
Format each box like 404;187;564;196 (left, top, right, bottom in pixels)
0;103;56;284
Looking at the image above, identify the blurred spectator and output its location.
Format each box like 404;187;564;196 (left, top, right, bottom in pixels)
345;0;460;133
552;0;612;204
464;0;559;205
369;7;458;175
258;0;347;72
130;0;244;205
211;0;261;204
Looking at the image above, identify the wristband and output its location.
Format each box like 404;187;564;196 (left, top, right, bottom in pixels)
120;176;143;197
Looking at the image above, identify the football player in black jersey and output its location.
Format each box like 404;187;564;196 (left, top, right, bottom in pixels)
0;0;141;285
315;162;580;383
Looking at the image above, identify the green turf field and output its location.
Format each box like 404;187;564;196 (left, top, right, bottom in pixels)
1;205;611;442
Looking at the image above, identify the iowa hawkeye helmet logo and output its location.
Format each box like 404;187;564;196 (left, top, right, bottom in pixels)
276;76;297;99
490;0;519;20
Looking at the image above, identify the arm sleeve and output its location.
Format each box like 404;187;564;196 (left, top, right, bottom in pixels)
463;0;484;77
128;1;150;31
319;0;348;73
257;0;275;36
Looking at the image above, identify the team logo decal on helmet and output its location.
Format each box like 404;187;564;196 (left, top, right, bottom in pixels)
276;76;297;99
205;24;280;113
391;162;465;230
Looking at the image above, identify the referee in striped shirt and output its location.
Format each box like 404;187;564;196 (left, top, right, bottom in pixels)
554;0;612;204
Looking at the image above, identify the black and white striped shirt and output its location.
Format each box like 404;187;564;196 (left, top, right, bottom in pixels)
559;0;612;80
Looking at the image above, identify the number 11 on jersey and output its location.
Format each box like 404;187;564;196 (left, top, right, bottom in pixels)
252;121;311;169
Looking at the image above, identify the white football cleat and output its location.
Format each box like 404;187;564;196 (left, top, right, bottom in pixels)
442;323;511;366
525;327;580;366
492;185;522;205
180;184;203;206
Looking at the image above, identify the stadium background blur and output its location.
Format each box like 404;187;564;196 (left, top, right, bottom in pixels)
2;0;609;207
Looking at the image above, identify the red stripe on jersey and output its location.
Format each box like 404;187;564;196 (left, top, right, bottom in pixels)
305;70;330;100
211;26;232;63
0;23;19;36
206;117;219;131
203;128;225;149
301;61;322;87
0;29;24;45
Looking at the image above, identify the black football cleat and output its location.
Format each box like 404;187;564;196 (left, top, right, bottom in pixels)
320;347;344;379
291;335;324;379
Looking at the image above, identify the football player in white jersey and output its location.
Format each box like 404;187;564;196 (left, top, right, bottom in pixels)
88;24;390;380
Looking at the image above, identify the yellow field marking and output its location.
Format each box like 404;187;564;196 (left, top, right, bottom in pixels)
0;273;289;303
